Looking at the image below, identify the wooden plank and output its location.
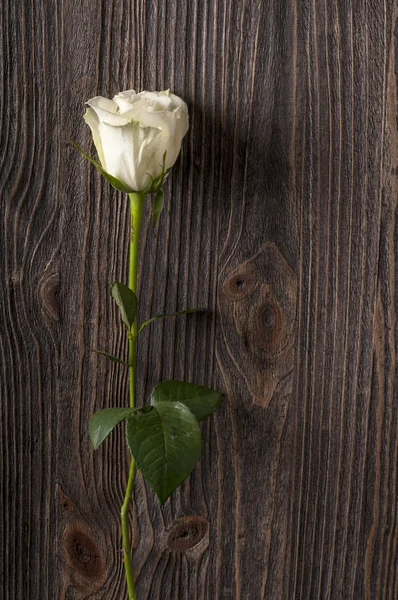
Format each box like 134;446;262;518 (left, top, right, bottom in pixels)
1;0;398;598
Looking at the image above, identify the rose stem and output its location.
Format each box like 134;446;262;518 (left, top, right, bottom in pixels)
121;191;145;600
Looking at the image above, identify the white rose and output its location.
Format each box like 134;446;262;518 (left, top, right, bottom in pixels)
84;89;189;193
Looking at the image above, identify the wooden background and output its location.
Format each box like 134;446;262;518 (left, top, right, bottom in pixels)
1;0;398;598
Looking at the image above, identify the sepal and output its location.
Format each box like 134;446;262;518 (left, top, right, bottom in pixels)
152;188;164;230
72;140;132;193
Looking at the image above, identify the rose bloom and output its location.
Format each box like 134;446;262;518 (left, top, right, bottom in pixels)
84;89;189;192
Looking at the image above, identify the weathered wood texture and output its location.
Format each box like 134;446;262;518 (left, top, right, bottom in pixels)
1;0;398;598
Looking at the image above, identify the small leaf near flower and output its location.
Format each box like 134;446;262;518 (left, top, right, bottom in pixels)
72;140;132;193
93;349;129;367
137;308;203;335
126;401;202;504
110;281;137;331
151;380;222;422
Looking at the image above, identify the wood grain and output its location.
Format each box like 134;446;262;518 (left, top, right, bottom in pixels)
1;0;398;598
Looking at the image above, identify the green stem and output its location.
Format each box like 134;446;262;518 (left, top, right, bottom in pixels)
121;192;146;600
128;193;144;405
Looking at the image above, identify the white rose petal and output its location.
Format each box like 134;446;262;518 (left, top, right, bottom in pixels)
84;89;189;192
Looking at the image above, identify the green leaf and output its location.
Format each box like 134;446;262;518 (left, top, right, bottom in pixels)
94;349;129;367
152;188;164;230
90;407;138;449
72;140;132;193
110;281;137;330
126;401;202;504
151;380;222;422
137;308;204;335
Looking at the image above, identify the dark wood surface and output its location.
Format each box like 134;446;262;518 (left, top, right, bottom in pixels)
1;0;398;598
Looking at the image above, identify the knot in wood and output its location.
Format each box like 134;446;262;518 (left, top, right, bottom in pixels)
167;515;208;551
254;296;285;348
223;269;256;300
219;243;297;407
40;272;60;321
65;528;103;579
56;485;75;513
